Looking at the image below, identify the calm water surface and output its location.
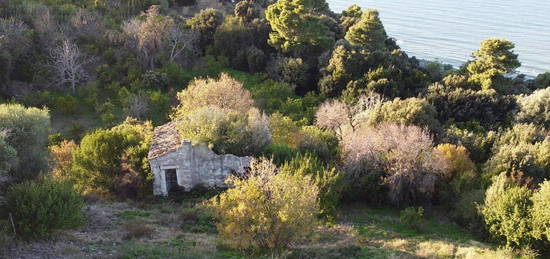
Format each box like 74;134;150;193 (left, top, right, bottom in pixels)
328;0;550;76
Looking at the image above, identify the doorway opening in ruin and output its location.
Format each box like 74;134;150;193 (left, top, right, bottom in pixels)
165;169;179;194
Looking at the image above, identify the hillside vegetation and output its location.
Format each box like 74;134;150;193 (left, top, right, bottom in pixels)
1;0;549;258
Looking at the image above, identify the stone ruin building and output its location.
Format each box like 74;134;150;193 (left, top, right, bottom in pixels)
148;121;251;196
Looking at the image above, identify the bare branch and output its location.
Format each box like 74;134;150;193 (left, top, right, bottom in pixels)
49;39;91;94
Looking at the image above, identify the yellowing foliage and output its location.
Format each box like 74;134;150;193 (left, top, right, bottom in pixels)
206;158;319;250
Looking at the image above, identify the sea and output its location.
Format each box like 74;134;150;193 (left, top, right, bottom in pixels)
327;0;550;76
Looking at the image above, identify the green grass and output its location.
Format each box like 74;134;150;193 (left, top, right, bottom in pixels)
118;239;244;259
337;204;532;259
117;210;153;221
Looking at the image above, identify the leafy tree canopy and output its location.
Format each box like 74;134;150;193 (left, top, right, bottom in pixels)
344;9;387;50
266;0;335;53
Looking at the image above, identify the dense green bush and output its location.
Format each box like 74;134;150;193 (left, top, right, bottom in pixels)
368;97;441;132
484;124;549;187
442;122;496;163
54;95;78;114
345;9;387;50
466;38;520;91
187;8;224;48
531;180;550;243
450;189;486;237
71;118;153;197
261;143;300;166
0;104;50;181
297;126;340;163
481;174;534;248
5;179;85;239
426;84;516;129
0;132;17;176
533;72;550;89
265;0;334;53
266;56;310;89
252;80;297;115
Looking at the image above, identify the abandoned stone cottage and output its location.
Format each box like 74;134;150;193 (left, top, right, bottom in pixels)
148;121;251;196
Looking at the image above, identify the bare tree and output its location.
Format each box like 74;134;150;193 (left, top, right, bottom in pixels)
342;123;448;206
50;39;91;94
315;93;384;139
122;5;173;69
166;24;199;63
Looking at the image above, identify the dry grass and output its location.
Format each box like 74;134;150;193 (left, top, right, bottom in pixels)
122;220;155;240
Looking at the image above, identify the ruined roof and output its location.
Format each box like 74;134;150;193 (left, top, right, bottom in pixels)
148;120;183;160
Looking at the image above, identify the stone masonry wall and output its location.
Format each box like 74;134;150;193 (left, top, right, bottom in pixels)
150;141;251;196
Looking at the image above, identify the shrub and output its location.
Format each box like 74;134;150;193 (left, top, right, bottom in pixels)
50;140;77;181
516;88;550;128
481;174;534;248
5;179;85;239
442;122;496;163
534;72;550;89
71;118;153;197
342;123;448;206
177;107;271;156
450;189;486;237
531;180;550;242
400;207;424;230
367;97;440;132
280;154;343;219
484;141;548;188
268;113;302;147
267;56;310;89
252;80;297;115
0;104;50;181
206;158;319;251
484;125;549;188
171;73;254;119
426;84;516;129
261;143;300;166
434;144;479;196
297;126;340;164
54;95;78;114
0;132;17;176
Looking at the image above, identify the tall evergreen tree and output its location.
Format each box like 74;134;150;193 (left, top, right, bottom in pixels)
466;38;520;90
344;9;387;50
266;0;335;54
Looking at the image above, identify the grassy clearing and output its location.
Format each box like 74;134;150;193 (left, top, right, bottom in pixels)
3;199;536;259
340;204;535;259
